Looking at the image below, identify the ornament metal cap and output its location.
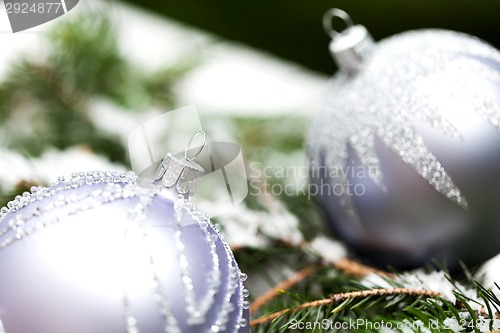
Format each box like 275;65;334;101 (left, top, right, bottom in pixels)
154;131;206;197
323;8;375;74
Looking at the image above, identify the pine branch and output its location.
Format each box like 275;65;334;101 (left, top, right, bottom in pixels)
250;288;442;327
250;299;332;327
237;239;394;315
329;288;442;303
250;264;320;314
333;258;394;278
0;10;194;164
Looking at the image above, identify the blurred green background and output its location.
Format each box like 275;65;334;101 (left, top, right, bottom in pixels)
122;0;500;74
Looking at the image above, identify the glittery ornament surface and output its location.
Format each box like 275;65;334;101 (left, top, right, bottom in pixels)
309;30;500;227
0;171;249;333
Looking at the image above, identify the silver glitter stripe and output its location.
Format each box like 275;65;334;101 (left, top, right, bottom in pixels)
0;172;137;247
0;319;5;333
350;130;385;187
379;123;467;207
406;91;461;139
149;259;181;333
210;225;249;333
417;67;500;132
0;171;137;224
139;194;181;333
122;295;140;333
121;194;156;333
453;57;500;83
0;184;132;252
183;203;249;332
184;203;222;325
173;197;222;325
210;250;239;333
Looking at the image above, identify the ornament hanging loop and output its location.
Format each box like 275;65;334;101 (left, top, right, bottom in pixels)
323;8;375;75
152;131;206;197
185;130;206;162
323;8;354;39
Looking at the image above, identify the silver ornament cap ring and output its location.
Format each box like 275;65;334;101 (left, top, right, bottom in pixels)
324;8;375;74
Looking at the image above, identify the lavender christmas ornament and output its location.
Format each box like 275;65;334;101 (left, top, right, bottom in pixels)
309;9;500;269
0;132;249;333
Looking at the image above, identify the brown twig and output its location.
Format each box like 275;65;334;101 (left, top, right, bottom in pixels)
333;258;394;278
250;288;442;327
250;264;319;314
246;237;392;313
246;246;391;314
250;298;332;327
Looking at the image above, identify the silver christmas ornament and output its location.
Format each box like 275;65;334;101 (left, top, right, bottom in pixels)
0;133;249;333
308;9;500;269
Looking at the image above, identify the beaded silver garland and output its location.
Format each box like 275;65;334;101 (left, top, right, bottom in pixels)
0;171;248;333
